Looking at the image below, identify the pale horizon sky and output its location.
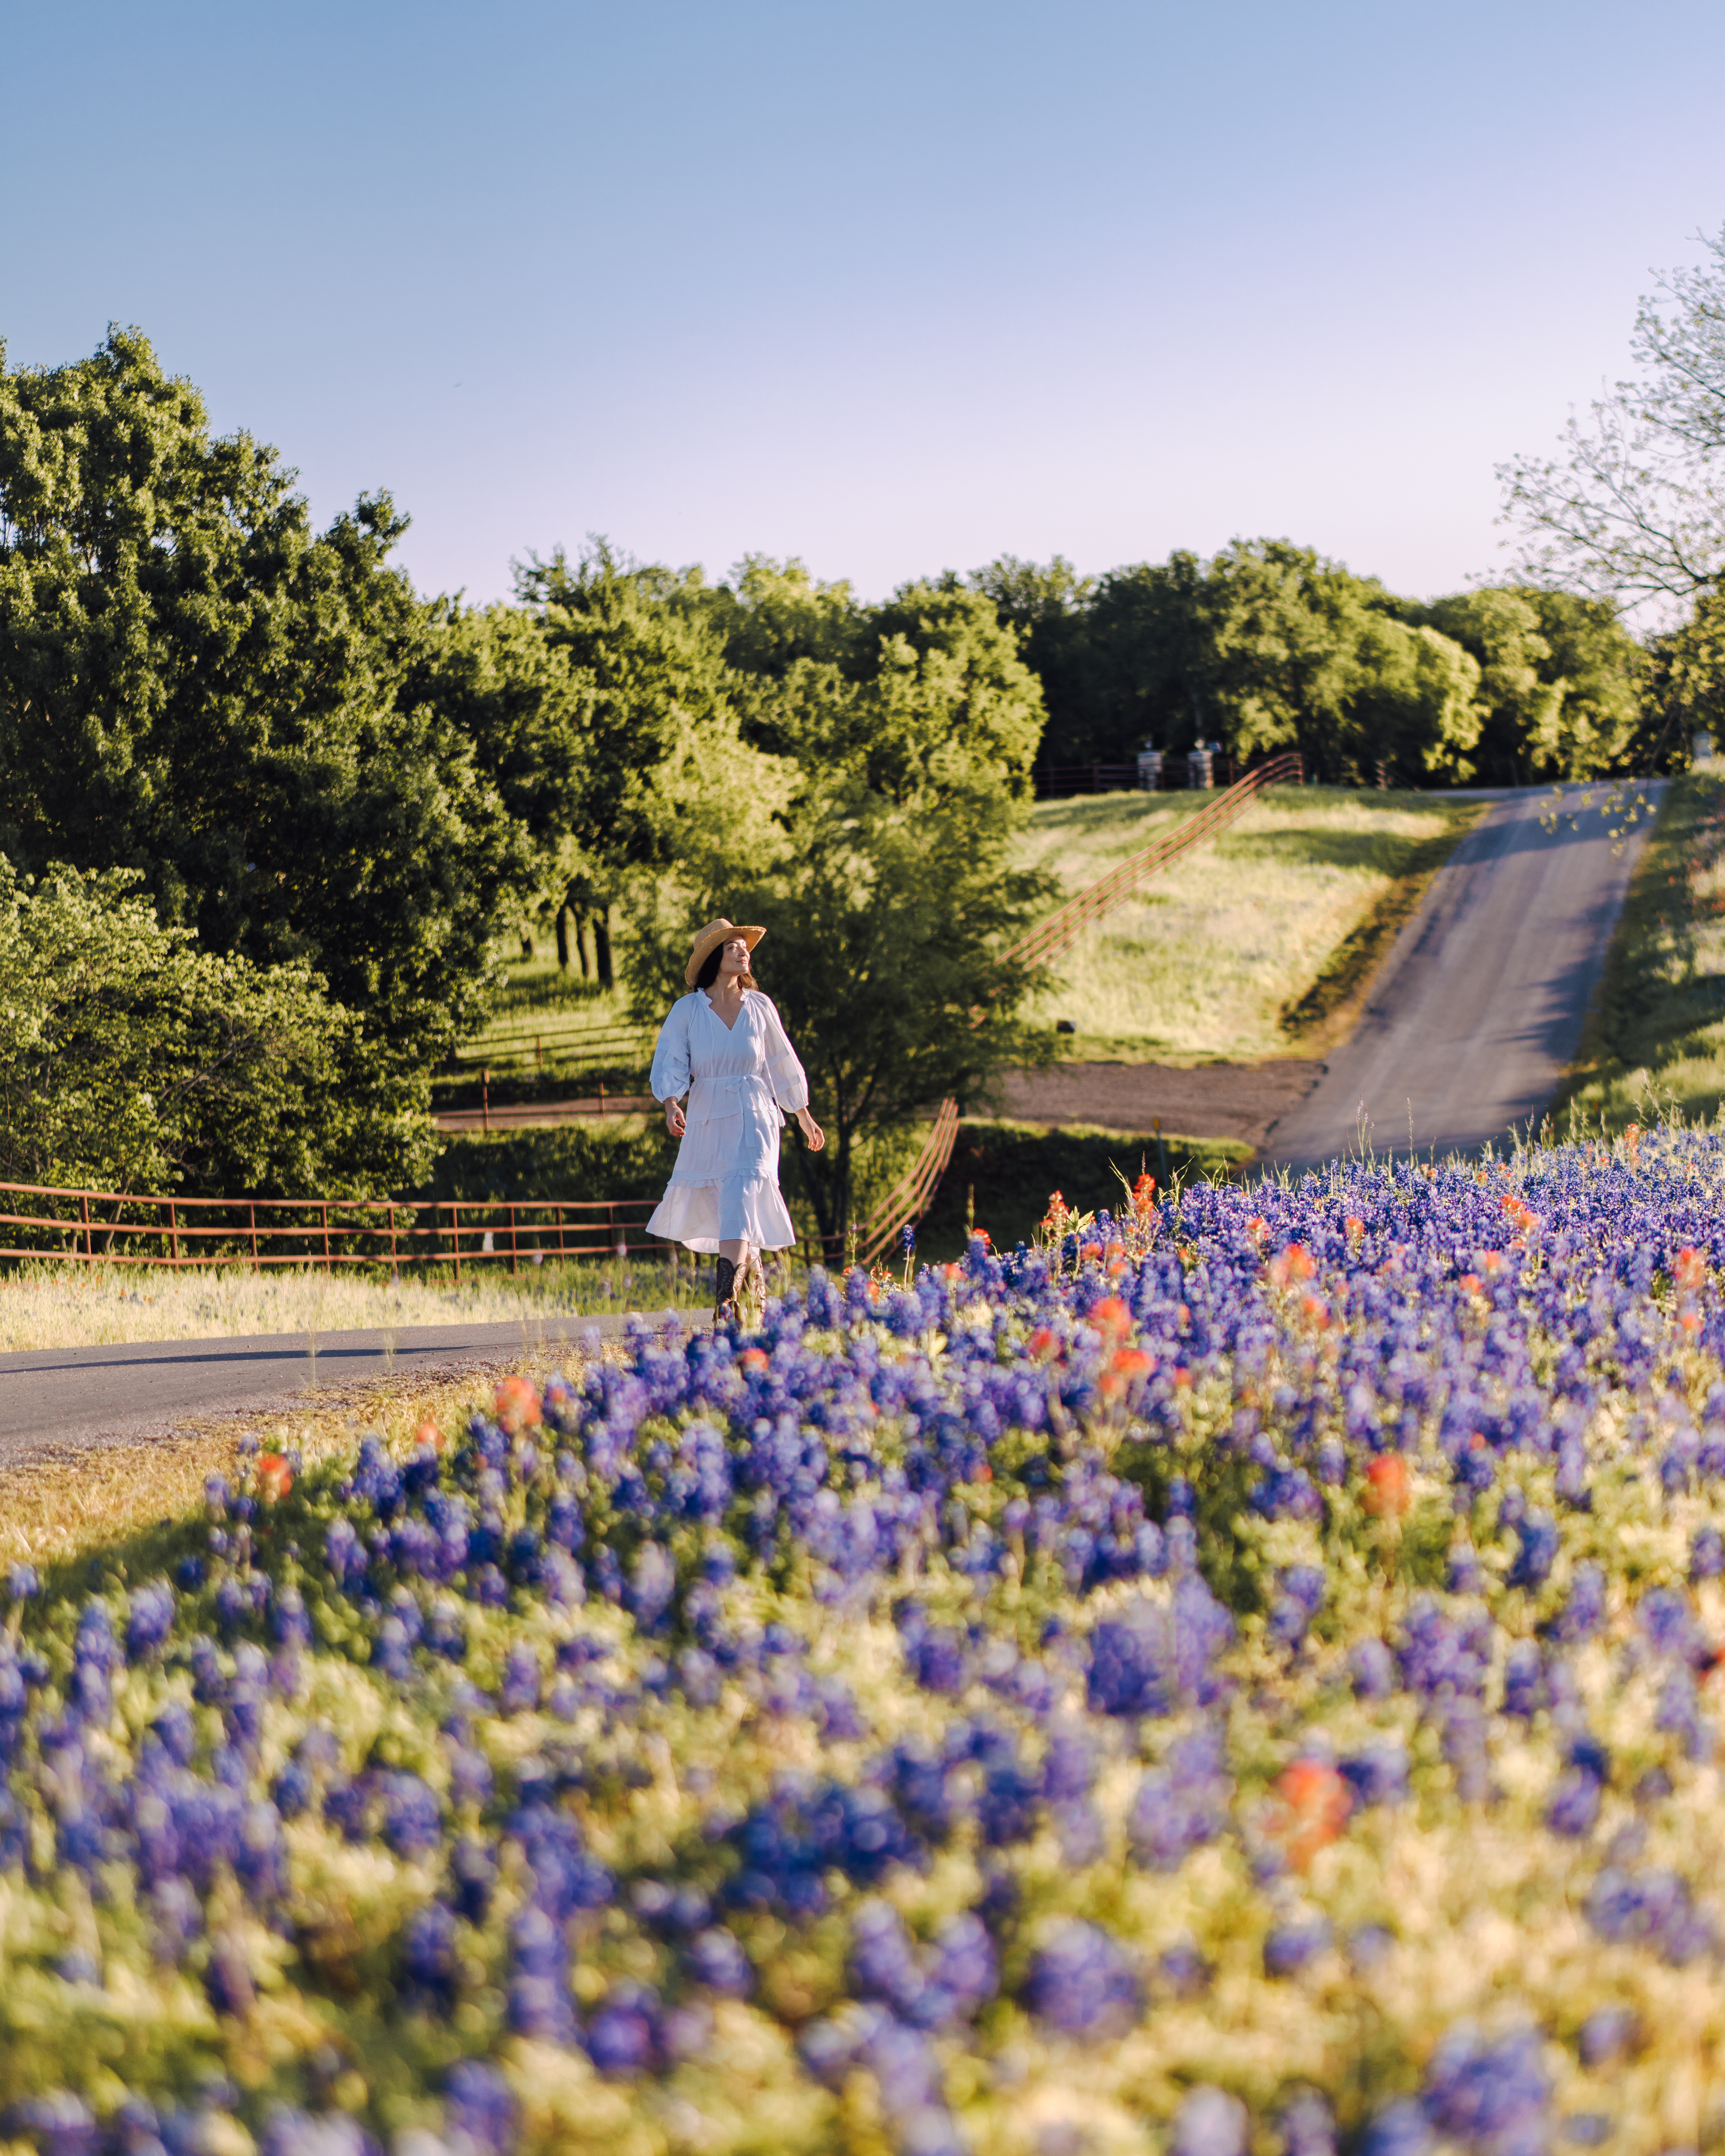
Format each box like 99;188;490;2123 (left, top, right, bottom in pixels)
6;0;1724;608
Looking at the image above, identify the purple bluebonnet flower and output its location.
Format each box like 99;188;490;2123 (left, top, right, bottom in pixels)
1338;1745;1409;1808
1278;2091;1337;2156
444;2061;516;2156
1349;1639;1395;1700
686;1926;753;1997
1358;2101;1432;2156
1577;2005;1639;2066
1423;2022;1550;2145
1130;1726;1231;1871
1264;1911;1332;1978
125;1582;176;1662
1556;1562;1607;1642
1025;1918;1141;2038
586;1981;660;2074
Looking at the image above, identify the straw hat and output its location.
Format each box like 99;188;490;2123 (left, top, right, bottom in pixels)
684;917;765;988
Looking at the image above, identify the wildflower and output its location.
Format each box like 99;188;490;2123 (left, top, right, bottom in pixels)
1025;1918;1141;2038
1361;1455;1411;1517
1268;1759;1351;1870
495;1375;542;1433
257;1454;292;1503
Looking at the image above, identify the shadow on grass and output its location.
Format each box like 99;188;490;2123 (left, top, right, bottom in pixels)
916;1119;1248;1262
1552;770;1725;1134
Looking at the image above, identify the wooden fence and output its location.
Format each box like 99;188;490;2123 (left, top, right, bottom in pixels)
446;1018;653;1079
1002;751;1303;972
0;1183;659;1279
855;1098;961;1269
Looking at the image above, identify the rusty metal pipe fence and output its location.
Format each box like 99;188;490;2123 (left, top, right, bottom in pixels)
0;1183;660;1280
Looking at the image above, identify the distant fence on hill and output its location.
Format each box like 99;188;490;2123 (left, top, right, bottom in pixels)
1004;751;1304;971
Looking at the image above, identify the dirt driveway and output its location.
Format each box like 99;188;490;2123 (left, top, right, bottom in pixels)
998;1060;1323;1146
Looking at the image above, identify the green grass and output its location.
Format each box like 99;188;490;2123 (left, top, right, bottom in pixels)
1553;766;1725;1135
1015;785;1487;1062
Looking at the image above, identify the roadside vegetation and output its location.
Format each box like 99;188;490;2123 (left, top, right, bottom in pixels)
1554;765;1725;1133
0;1258;706;1356
1016;786;1487;1061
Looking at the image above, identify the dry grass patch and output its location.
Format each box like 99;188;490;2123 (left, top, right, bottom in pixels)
0;1259;703;1355
1016;785;1486;1061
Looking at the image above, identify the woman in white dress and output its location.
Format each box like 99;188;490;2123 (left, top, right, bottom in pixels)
648;918;825;1321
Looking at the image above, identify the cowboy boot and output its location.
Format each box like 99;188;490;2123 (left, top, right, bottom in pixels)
713;1255;739;1325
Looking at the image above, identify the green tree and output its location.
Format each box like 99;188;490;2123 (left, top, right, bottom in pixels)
0;326;528;1064
717;564;1047;804
1409;587;1644;781
967;554;1098;767
1644;579;1725;763
511;542;764;983
1173;541;1480;782
0;862;432;1199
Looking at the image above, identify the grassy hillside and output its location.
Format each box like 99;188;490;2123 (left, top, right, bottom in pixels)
1552;767;1725;1134
1015;783;1486;1062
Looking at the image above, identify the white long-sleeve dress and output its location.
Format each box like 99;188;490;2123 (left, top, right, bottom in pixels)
647;988;810;1252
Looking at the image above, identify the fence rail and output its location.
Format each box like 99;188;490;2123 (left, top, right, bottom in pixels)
855;1099;962;1269
0;1183;660;1280
1003;751;1303;972
447;1020;654;1076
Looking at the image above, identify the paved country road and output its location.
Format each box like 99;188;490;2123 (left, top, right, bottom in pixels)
1258;782;1662;1174
0;1313;647;1467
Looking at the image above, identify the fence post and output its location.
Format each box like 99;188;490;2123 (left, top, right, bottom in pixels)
80;1192;91;1263
249;1201;259;1269
453;1200;462;1284
321;1201;331;1271
389;1202;399;1276
168;1198;180;1267
510;1202;519;1276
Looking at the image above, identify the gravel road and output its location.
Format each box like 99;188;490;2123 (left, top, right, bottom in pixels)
1257;781;1660;1172
0;1313;649;1467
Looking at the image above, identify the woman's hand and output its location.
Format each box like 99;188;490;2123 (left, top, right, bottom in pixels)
665;1099;687;1138
797;1107;825;1152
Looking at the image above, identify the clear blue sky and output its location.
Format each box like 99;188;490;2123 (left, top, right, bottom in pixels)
5;0;1723;606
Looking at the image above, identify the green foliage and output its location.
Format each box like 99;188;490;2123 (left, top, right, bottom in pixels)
915;1118;1246;1260
422;1122;677;1204
1407;587;1644;781
0;861;432;1197
1644;578;1725;763
1552;767;1725;1135
0;326;530;1064
992;540;1485;784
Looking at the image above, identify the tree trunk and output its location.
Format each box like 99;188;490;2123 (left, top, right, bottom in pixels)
574;913;590;979
594;908;613;991
555;907;570;970
519;934;534;960
794;1126;844;1263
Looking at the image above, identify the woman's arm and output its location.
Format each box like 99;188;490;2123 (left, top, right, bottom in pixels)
755;994;810;1113
757;996;823;1149
649;1001;693;1137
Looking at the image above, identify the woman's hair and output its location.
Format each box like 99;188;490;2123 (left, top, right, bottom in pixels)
694;944;756;992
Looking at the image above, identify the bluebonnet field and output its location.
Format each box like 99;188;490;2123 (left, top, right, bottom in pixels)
3;1126;1725;2155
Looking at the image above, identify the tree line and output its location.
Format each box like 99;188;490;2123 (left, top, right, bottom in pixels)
3;300;1721;1224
